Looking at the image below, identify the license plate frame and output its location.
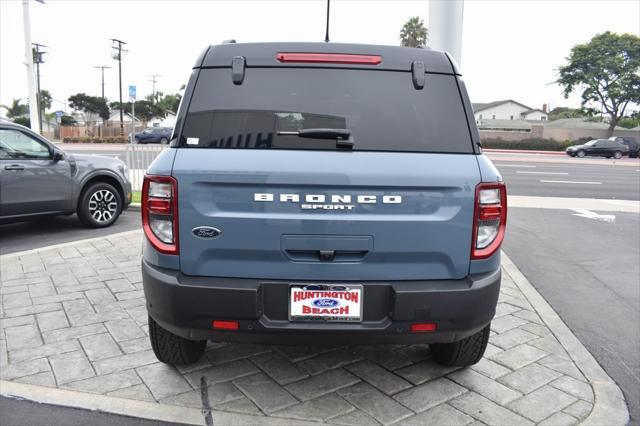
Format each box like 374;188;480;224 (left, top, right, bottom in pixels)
288;284;363;322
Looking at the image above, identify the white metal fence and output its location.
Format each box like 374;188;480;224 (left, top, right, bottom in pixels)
124;144;168;190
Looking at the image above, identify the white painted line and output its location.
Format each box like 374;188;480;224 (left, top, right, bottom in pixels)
540;180;602;185
516;171;569;175
495;164;537;168
508;196;639;213
571;208;615;223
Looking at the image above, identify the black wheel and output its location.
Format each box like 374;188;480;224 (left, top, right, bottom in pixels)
613;151;622;159
630;152;638;159
77;182;122;228
149;315;206;365
576;150;586;158
430;324;490;367
160;137;169;145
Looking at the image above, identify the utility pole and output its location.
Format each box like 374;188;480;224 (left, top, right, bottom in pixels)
32;42;46;133
22;0;40;133
93;65;112;99
110;38;127;136
148;74;160;102
324;0;330;42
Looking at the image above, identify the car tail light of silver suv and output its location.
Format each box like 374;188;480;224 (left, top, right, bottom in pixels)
142;175;179;255
471;182;507;260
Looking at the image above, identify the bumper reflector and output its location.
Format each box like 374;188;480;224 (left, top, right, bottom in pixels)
212;320;239;331
410;322;437;333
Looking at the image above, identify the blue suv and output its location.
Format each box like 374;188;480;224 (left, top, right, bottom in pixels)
141;43;507;367
132;127;172;144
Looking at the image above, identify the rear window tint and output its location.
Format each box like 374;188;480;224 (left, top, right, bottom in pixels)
181;68;472;153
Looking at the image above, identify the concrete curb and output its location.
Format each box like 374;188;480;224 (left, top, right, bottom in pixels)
501;252;629;426
0;380;320;426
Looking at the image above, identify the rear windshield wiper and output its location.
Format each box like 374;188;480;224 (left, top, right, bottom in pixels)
278;128;353;149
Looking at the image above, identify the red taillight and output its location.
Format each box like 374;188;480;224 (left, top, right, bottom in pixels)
141;175;179;255
411;322;437;333
212;320;239;331
471;182;507;260
276;52;382;65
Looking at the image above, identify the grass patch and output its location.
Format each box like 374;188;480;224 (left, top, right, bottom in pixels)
131;191;141;204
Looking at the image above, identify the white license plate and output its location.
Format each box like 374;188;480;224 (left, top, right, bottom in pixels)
289;285;363;322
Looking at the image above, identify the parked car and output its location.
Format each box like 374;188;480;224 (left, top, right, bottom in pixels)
131;127;172;144
142;42;506;367
608;136;639;159
566;139;629;159
0;120;132;227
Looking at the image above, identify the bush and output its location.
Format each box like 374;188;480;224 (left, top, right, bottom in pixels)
481;138;576;151
62;137;127;144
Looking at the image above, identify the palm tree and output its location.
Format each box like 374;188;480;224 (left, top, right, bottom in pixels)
0;98;29;119
400;17;428;48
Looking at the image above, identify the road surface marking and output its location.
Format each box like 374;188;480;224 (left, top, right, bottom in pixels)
571;208;615;223
540;180;602;185
516;171;569;175
495;164;537;168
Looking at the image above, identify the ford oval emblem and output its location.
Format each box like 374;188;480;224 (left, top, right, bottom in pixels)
312;298;340;308
192;226;222;239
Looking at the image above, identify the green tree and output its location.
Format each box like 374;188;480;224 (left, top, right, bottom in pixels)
1;98;29;119
69;93;110;122
109;100;165;122
618;111;640;129
400;16;428;48
39;89;52;112
60;114;76;126
547;107;589;121
12;117;30;127
556;32;640;135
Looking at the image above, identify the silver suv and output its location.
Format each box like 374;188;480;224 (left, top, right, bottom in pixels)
0;121;132;227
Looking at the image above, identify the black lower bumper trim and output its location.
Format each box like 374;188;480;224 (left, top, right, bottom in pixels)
142;260;501;344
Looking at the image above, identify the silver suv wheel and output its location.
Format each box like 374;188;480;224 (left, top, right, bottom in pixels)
89;189;118;222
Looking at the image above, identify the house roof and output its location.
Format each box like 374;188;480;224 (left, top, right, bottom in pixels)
522;108;547;116
472;100;534;113
543;118;628;130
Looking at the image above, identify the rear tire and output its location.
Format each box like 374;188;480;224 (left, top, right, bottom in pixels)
430;324;490;367
160;137;168;145
149;315;206;365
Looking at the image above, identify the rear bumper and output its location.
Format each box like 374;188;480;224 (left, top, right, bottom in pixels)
142;259;501;345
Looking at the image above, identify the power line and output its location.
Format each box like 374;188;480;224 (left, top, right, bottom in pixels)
148;74;161;101
93;65;112;100
110;38;127;136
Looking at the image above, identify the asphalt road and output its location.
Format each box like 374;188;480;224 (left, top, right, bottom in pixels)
493;156;640;200
0;210;141;255
0;396;171;426
504;207;640;424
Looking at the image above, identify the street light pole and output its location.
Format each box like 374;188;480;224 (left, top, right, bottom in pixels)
428;0;464;67
22;0;40;133
33;42;46;133
94;65;112;99
110;38;127;136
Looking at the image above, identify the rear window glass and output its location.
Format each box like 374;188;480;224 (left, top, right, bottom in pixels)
181;68;473;153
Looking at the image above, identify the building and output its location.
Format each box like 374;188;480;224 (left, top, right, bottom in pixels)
472;100;548;121
147;111;176;128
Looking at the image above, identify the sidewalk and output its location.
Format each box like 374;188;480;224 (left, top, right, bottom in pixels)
0;231;629;425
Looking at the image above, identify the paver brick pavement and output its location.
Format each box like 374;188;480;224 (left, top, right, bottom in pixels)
0;232;611;424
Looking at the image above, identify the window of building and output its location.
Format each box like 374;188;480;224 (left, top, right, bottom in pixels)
510;115;514;120
492;115;496;119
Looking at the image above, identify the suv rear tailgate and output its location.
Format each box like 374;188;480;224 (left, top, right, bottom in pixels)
173;149;480;280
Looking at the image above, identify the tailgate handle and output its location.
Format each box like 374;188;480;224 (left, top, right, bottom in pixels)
284;249;369;262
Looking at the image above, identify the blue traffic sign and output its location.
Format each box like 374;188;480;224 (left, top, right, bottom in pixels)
129;85;136;100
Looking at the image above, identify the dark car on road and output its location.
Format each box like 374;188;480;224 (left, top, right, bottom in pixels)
131;127;172;144
566;138;629;159
0;121;132;227
609;136;639;159
142;42;507;368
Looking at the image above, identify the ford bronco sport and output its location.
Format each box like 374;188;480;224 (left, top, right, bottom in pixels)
142;42;506;367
